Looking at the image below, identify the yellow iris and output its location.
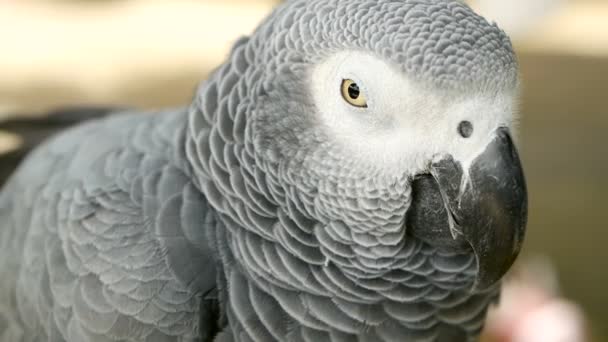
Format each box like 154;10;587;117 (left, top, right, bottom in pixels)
341;79;367;108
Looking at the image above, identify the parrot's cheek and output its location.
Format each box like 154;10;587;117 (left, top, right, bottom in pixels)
407;127;528;292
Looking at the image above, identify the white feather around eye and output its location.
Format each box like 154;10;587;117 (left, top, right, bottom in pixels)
310;50;518;176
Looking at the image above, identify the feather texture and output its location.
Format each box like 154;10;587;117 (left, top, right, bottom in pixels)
0;0;518;341
0;111;223;341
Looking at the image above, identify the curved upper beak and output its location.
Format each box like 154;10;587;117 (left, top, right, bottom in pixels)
407;127;528;291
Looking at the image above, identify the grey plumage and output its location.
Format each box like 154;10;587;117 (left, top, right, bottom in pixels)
0;0;524;341
0;107;117;188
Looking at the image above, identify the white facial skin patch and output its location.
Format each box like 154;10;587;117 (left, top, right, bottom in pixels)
310;50;519;177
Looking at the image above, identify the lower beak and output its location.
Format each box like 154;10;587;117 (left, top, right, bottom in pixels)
407;127;528;291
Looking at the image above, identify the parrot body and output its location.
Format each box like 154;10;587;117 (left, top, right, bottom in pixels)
0;106;116;188
0;110;220;341
0;1;527;341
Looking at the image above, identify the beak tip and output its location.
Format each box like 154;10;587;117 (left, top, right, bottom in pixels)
469;237;523;292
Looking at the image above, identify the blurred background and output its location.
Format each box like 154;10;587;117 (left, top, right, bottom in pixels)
0;0;606;341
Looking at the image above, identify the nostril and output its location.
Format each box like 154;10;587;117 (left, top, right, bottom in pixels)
458;121;474;138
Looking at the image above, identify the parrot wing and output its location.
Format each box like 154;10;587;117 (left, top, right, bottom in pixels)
0;111;222;341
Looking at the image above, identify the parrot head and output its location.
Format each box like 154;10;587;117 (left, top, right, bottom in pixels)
215;0;527;293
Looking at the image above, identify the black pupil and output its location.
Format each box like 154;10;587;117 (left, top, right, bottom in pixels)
348;83;360;99
458;121;474;138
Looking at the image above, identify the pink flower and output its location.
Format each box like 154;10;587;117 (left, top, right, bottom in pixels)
483;258;588;342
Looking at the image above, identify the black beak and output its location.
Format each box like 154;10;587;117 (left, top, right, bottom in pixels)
407;128;527;291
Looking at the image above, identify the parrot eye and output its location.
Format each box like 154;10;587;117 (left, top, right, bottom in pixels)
458;121;474;138
341;79;368;108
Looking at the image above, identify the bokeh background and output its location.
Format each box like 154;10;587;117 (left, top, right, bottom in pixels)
0;0;606;340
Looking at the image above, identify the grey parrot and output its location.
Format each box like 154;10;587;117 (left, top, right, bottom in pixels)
0;0;527;341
